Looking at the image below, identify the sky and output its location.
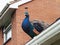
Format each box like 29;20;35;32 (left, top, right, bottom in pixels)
0;0;14;12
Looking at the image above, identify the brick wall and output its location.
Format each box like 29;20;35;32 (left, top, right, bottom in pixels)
0;0;60;45
15;0;60;45
0;28;3;45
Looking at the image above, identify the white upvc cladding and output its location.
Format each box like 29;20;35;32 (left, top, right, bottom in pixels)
26;20;60;45
9;0;32;8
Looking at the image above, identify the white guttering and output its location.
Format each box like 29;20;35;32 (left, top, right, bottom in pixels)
26;19;60;45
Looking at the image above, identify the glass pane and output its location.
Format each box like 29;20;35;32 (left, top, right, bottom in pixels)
6;29;12;40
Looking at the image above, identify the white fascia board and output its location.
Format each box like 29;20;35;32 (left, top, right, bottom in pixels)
9;0;32;9
26;20;60;45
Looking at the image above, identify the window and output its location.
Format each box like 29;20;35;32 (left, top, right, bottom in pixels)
3;24;12;43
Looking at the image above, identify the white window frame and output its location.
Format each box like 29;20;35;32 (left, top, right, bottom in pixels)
3;24;12;43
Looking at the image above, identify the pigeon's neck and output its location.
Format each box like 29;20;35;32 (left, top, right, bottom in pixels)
26;15;29;18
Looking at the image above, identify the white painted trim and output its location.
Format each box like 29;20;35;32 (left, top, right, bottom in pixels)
9;0;32;8
26;20;60;45
0;0;32;19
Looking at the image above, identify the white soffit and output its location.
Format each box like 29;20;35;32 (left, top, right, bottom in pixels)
9;0;32;8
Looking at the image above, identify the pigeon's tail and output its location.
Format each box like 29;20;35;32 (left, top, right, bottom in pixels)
31;20;49;33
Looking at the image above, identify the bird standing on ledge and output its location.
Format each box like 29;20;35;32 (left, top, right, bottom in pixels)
22;7;37;38
22;7;44;38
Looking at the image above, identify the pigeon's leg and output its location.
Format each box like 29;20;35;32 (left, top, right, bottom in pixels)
33;28;40;35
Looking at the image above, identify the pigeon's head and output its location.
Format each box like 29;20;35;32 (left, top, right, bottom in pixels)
24;7;29;17
25;11;29;17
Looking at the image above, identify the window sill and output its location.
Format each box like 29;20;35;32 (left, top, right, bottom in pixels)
3;38;11;45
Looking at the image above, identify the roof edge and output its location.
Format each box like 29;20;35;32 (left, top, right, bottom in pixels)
9;0;32;8
0;0;32;19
